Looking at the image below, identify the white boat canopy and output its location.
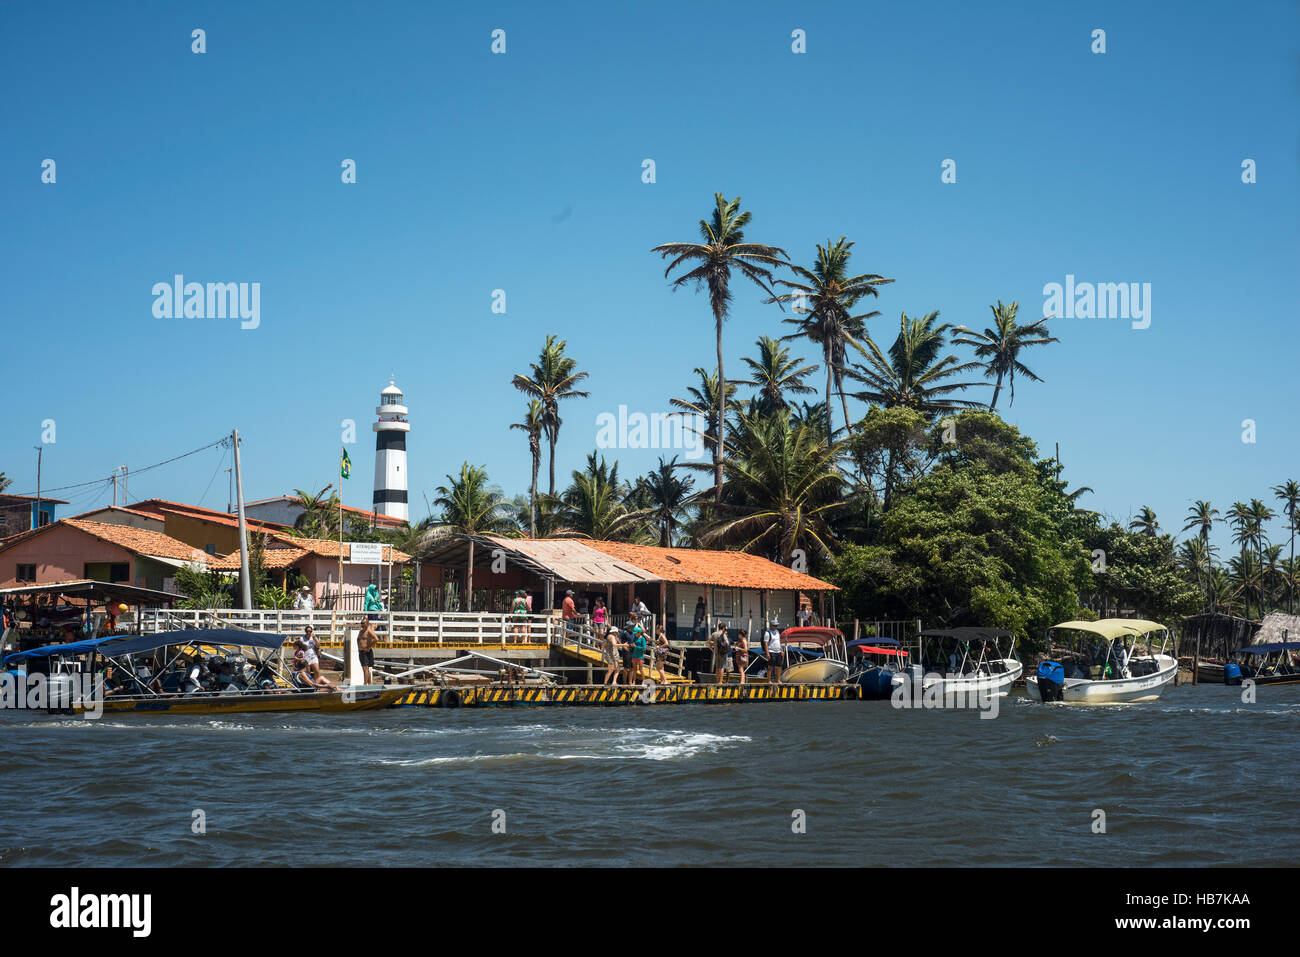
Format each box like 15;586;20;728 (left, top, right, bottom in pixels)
1049;619;1167;640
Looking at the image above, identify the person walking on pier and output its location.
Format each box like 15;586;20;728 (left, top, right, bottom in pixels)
629;620;647;683
562;590;577;635
602;626;622;685
592;596;607;630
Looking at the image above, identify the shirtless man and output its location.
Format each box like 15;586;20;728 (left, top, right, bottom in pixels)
356;617;378;685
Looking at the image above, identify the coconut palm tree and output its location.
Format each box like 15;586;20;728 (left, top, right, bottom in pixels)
511;335;590;500
770;237;893;436
1182;500;1220;609
1262;543;1285;614
429;463;513;612
1229;552;1264;620
291;485;338;538
1226;502;1256;618
845;311;986;414
633;456;695;547
0;472;11;493
1129;506;1160;537
952;300;1058;410
790;400;831;435
557;452;653;542
737;336;819;412
701;411;844;565
668;367;739;487
1247;498;1275;612
1272;479;1300;613
509;400;545;537
653;194;789;503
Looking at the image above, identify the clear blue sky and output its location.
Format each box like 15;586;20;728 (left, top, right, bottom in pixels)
2;1;1297;553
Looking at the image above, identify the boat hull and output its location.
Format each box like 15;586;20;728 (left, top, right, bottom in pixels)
76;686;405;716
1026;656;1177;703
780;659;849;684
921;659;1023;698
855;666;903;699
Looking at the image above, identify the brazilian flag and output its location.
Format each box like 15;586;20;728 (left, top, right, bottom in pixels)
340;447;352;480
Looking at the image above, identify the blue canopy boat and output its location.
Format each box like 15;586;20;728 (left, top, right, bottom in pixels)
2;628;402;715
1223;641;1300;687
846;636;910;699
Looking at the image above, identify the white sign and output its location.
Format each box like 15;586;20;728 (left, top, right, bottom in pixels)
348;542;384;565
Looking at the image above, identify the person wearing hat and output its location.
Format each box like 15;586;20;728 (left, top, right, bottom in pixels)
292;585;315;611
764;619;784;682
561;589;577;634
602;626;622;685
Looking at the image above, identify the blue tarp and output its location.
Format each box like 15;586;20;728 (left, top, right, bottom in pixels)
1235;642;1300;656
848;637;900;647
3;628;286;665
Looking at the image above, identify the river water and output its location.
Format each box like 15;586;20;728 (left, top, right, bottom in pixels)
1;683;1293;867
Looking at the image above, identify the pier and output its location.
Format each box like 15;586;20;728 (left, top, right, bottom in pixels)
392;681;853;708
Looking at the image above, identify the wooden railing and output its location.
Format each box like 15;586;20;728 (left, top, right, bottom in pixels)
139;607;558;645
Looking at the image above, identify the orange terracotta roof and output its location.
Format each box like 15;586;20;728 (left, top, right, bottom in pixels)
156;505;285;532
580;541;836;591
69;506;166;523
208;535;410;569
0;518;215;564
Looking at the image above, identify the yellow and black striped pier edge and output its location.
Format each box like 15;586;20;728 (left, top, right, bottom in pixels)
391;682;858;708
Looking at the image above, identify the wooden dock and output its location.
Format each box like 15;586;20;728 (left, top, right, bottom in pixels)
391;682;854;708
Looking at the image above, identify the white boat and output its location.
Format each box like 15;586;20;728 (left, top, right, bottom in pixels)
918;627;1023;697
779;627;850;683
1026;619;1177;704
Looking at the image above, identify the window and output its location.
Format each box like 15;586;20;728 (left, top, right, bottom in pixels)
16;564;35;582
712;588;735;617
205;544;216;555
37;509;52;526
109;563;129;583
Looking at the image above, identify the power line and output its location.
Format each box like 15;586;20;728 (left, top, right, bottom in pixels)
3;435;231;500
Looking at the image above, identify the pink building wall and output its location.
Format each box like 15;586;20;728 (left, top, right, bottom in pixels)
0;527;135;586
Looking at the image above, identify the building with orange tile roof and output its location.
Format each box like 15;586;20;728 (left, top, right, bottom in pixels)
0;518;214;593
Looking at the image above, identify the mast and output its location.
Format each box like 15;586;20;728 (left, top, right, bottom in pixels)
232;429;252;610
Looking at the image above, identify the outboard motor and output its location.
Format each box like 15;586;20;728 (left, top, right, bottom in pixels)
1224;662;1242;686
1036;661;1065;702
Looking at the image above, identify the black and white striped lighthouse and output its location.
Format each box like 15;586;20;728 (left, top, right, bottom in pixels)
372;379;410;523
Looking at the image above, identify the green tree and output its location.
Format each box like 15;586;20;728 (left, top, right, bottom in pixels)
653;193;788;503
429;463;513;611
1129;506;1160;537
510;400;545;537
1182;500;1219;610
558;452;652;542
846;311;986;414
511;335;590;500
737;336;818;413
1272;479;1300;613
770;237;893;435
951;300;1058;410
633;456;695;547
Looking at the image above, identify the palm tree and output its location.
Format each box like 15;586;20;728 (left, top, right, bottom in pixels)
429;463;512;611
846;311;986;414
1248;498;1275;612
1272;479;1300;613
653;193;788;503
770;237;893;436
291;485;338;538
511;335;590;500
1229;552;1264;620
509;400;545;537
1262;543;1285;614
738;336;818;412
702;411;844;565
1226;501;1253;618
668;367;739;487
0;472;11;493
952;300;1059;410
1179;538;1211;604
557;453;652;542
634;456;696;547
1183;500;1220;610
1129;506;1160;537
790;400;830;435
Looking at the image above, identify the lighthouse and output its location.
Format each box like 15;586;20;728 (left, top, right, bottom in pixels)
372;379;410;523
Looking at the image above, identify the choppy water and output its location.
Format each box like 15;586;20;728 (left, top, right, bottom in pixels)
1;683;1295;866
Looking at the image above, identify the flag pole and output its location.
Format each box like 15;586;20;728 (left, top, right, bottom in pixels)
337;456;344;641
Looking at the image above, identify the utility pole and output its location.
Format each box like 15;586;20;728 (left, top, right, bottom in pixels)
33;446;42;530
232;429;252;610
111;470;117;507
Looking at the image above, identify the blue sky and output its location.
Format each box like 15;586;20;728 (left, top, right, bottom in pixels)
2;1;1297;553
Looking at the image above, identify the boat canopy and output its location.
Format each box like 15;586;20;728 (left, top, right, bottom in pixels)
781;627;844;646
920;627;1014;642
1049;619;1167;641
849;644;907;657
848;636;900;648
3;635;121;664
1234;642;1300;655
3;628;286;665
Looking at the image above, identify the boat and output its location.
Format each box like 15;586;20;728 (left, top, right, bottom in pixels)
1;628;405;715
778;627;850;684
917;627;1023;698
846;636;910;699
1026;619;1177;704
1224;641;1300;686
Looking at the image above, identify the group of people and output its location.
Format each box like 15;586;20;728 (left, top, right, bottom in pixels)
601;615;672;685
707;619;786;684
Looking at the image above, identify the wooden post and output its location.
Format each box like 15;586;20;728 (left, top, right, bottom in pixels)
705;584;712;635
659;581;667;633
